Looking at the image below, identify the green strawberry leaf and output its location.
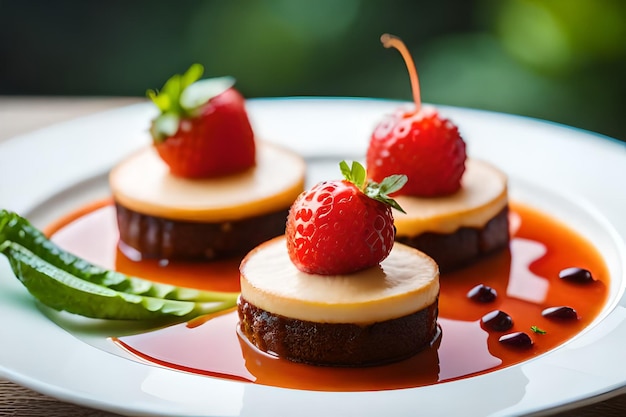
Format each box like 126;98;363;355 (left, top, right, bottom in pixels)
146;64;235;142
339;160;366;190
340;161;407;213
378;174;408;196
180;63;204;90
150;113;180;142
146;89;171;113
180;76;235;111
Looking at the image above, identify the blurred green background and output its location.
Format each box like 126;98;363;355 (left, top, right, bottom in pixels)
1;0;625;141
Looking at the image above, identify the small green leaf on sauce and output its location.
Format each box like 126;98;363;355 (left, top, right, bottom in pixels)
531;325;547;334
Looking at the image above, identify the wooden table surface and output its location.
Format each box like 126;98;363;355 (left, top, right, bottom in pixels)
1;96;626;416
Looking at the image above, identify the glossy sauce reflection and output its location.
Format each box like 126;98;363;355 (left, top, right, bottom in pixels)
47;201;609;391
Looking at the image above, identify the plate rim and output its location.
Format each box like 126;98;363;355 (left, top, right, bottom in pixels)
1;97;626;417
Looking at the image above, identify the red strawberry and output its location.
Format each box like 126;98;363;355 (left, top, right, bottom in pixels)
366;34;466;197
286;161;406;275
148;64;255;178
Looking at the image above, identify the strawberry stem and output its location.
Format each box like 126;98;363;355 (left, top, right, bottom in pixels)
380;33;421;113
340;161;407;213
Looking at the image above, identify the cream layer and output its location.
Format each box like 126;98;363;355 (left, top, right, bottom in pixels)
109;141;305;222
240;236;439;324
394;159;508;236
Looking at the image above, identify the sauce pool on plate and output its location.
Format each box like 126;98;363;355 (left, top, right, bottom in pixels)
46;200;609;392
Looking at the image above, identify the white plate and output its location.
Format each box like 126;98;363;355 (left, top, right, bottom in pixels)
1;98;626;417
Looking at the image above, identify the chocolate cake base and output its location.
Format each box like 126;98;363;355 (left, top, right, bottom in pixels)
396;206;510;273
114;203;289;261
237;296;439;367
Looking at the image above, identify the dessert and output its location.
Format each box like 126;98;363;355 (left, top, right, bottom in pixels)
367;34;509;271
237;162;440;367
110;64;306;261
392;159;508;272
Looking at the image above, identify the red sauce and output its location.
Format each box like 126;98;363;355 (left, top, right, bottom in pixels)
46;201;609;391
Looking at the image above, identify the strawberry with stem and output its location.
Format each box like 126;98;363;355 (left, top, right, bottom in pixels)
367;34;467;197
147;64;255;178
286;161;406;275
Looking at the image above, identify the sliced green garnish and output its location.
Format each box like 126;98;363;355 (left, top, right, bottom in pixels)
340;160;407;213
0;210;238;321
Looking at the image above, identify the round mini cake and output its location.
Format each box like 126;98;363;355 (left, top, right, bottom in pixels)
392;159;509;272
238;236;440;367
109;141;305;261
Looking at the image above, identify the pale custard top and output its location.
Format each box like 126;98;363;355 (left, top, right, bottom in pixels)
393;159;508;236
240;236;440;324
109;141;306;222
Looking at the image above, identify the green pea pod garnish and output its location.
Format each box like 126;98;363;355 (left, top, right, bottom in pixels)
0;210;239;320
